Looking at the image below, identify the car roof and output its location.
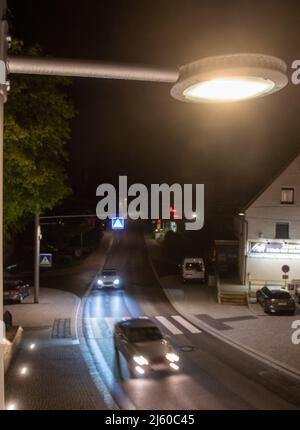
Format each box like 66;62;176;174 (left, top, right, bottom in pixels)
266;287;290;294
118;318;158;329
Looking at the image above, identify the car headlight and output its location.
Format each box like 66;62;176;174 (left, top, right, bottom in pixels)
113;279;120;285
97;279;103;286
133;355;149;366
166;353;179;363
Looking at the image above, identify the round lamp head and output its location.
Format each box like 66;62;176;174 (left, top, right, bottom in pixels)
171;53;288;103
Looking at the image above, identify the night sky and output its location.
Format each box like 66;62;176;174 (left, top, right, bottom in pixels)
7;0;300;216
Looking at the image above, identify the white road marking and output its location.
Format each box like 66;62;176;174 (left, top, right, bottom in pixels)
88;318;102;339
105;317;116;333
155;316;183;335
171;315;201;334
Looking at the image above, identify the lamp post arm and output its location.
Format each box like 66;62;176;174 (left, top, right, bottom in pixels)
7;56;180;83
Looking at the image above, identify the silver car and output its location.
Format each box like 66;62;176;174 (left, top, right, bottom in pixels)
114;318;180;377
96;268;121;289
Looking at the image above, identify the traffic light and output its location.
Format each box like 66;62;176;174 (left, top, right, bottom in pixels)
0;0;8;102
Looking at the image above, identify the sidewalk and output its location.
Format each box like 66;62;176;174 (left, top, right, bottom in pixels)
4;232;113;410
145;234;300;377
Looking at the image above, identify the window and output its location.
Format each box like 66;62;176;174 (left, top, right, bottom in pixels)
281;187;294;204
185;262;203;272
275;223;289;239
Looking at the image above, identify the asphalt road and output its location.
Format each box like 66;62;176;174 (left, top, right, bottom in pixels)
81;222;300;410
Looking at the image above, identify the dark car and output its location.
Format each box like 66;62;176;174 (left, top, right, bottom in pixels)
114;318;180;378
4;279;30;304
256;286;296;315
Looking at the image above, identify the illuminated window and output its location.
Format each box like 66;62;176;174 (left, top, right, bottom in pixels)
281;187;294;204
275;223;289;239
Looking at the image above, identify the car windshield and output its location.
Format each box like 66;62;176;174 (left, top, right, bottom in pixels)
127;326;163;342
271;291;291;299
185;262;202;271
102;271;116;277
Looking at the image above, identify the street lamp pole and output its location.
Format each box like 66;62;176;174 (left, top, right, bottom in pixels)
7;56;179;83
0;89;4;411
34;212;41;304
0;0;7;412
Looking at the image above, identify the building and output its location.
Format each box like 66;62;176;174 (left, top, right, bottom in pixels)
237;153;300;286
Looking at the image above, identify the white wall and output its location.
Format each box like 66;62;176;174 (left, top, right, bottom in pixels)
246;154;300;240
247;256;300;282
241;154;300;283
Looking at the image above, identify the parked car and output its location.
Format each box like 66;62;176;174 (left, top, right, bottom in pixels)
96;268;121;289
4;279;30;304
256;286;296;315
114;317;180;377
180;257;205;284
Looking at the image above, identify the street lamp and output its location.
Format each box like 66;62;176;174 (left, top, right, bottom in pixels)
171;53;288;103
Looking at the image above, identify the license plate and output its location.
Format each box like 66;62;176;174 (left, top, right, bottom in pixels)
278;302;287;306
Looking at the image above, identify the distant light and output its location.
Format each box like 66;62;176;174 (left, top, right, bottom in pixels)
20;367;28;376
238;212;245;217
7;403;17;410
29;343;36;350
135;366;145;375
171;53;288;104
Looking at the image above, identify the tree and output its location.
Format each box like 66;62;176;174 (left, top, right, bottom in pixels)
3;41;76;239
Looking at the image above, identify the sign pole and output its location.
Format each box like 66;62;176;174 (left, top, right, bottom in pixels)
34;212;40;304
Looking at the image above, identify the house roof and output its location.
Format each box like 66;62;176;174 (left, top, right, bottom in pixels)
242;150;300;212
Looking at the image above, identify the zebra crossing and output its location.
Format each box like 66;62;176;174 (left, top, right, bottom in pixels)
84;315;201;339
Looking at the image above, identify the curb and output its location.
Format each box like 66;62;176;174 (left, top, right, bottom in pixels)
4;326;23;373
145;235;300;382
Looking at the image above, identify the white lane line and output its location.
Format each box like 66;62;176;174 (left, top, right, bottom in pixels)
90;318;102;339
105;317;116;333
171;315;201;334
155;316;183;335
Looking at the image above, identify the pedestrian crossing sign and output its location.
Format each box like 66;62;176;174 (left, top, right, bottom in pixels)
39;253;53;268
112;217;125;230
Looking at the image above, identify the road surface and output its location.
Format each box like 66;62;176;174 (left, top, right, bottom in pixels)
81;222;300;410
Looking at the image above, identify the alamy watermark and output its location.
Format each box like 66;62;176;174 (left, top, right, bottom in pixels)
292;320;300;345
96;176;204;231
291;61;300;84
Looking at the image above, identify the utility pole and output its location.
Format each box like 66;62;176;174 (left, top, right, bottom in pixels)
0;0;8;412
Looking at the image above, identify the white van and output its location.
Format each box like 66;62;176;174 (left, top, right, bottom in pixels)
181;257;205;284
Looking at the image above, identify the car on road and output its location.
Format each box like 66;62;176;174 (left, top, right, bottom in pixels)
180;257;205;284
96;268;121;289
4;279;31;304
114;317;180;377
256;286;296;315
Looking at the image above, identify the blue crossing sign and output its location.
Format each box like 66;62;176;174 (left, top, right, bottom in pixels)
39;253;53;268
112;217;125;230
